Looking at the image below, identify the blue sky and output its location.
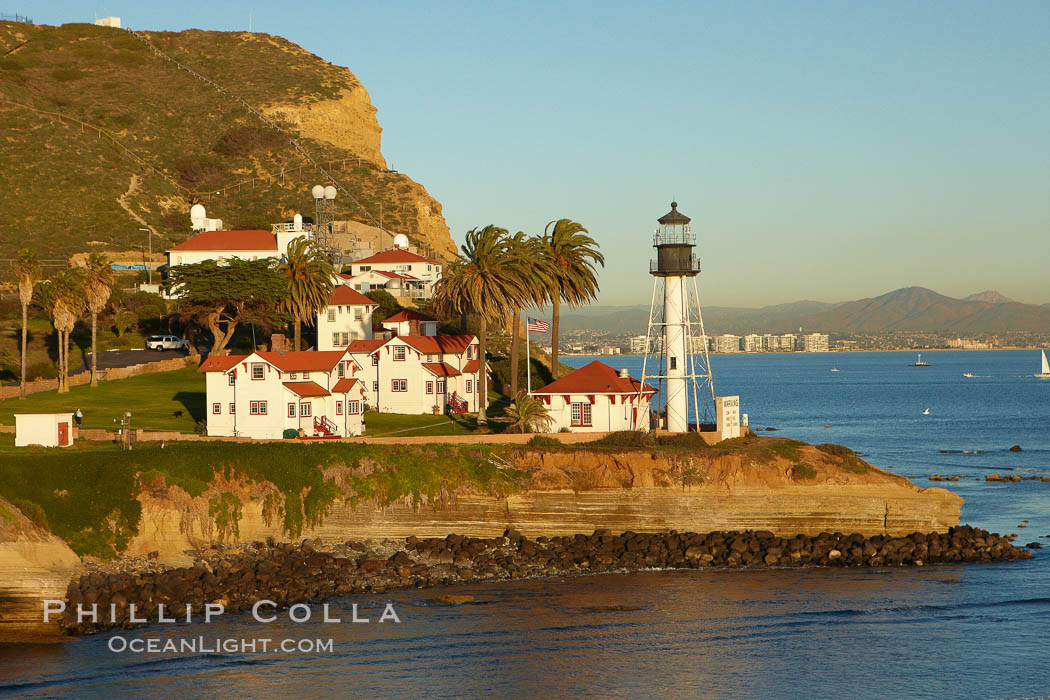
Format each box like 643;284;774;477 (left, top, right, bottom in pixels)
32;1;1050;307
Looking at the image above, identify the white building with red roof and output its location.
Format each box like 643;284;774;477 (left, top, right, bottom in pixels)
316;285;380;351
532;361;656;433
199;350;368;439
345;247;442;299
380;309;438;337
345;334;480;415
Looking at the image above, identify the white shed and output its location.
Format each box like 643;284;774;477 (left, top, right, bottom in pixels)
14;413;75;448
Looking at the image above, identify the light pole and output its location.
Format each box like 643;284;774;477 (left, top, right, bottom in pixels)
139;228;152;285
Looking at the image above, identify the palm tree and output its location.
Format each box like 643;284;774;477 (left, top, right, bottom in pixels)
39;269;86;393
541;219;604;376
84;253;114;386
500;391;554;433
279;237;334;350
433;226;530;426
14;249;40;399
505;232;553;396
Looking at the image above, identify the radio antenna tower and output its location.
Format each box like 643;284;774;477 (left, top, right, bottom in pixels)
638;202;716;432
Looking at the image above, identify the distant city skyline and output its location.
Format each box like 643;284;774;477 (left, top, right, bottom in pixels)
34;1;1050;306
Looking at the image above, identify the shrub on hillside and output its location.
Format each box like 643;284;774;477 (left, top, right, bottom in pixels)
212;125;285;157
815;443;854;457
590;431;654;449
176;156;228;188
526;435;560;448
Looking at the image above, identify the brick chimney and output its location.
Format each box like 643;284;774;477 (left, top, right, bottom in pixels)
270;333;290;353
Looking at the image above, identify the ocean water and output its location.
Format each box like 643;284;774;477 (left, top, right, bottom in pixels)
2;350;1048;699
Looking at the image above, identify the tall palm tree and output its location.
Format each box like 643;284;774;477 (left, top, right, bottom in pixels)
279;237;334;350
39;269;86;393
84;253;114;386
506;232;553;396
541;219;604;376
14;249;40;399
433;226;529;426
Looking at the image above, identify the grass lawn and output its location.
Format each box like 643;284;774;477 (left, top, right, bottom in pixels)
0;367;514;436
0;366;204;432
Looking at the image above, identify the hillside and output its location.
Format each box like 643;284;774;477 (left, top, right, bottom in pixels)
0;21;455;271
555;287;1050;335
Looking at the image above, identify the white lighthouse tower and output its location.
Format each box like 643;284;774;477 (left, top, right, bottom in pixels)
639;202;716;432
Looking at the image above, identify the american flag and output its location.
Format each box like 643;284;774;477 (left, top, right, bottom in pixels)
527;317;550;333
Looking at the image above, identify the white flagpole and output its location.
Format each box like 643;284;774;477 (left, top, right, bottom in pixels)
526;320;532;396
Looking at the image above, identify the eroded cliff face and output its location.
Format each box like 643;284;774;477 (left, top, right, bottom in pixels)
126;446;962;562
265;87;385;168
0;498;82;643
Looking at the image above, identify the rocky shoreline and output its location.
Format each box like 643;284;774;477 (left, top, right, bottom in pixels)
62;525;1032;636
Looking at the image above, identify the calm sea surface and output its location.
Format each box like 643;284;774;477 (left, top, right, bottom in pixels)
2;350;1049;699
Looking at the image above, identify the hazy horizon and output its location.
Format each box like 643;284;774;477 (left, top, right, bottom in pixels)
33;1;1050;307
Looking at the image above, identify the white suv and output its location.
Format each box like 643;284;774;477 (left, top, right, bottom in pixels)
145;335;187;351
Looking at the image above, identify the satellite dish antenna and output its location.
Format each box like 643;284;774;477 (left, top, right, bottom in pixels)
393;234;409;249
323;185;337;200
311;185;325;199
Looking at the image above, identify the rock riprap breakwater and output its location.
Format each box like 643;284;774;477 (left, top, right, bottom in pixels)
62;525;1031;635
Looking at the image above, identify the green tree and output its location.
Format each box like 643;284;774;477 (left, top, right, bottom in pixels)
279;237;334;351
541;219;604;376
505;232;554;396
166;258;287;355
500;391;555;433
84;253;115;386
14;249;40;399
365;289;402;326
113;309;138;338
433;226;529;425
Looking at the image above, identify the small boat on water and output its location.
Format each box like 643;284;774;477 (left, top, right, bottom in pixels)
830;368;840;372
1036;350;1050;379
922;408;931;415
912;353;931;367
963;372;976;378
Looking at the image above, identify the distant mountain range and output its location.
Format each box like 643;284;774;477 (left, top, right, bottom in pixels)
549;287;1050;335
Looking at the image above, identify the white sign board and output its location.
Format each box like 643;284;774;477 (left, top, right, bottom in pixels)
716;396;741;439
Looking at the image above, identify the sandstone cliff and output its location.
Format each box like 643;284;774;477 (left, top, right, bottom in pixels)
125;444;961;561
0;498;81;643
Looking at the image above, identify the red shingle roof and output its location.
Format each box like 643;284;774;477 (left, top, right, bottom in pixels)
346;339;388;354
383;309;436;324
328;285;378;306
463;359;480;374
198;355;245;372
256;351;346;372
283;381;330;397
352;249;437;265
374;270;420;281
332;378;363;393
534;361;655;395
421;362;461;377
168;230;276;252
396;334;475;355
